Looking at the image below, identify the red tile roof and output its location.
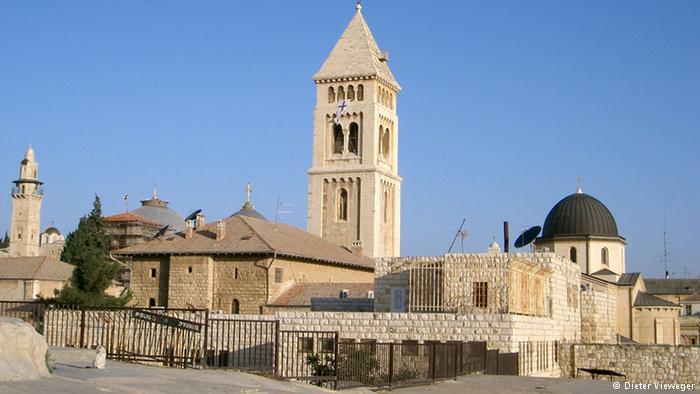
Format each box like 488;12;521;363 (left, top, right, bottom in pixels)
104;212;162;226
114;215;375;270
270;283;374;307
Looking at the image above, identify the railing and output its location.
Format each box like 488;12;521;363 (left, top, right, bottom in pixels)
2;301;528;388
205;317;278;372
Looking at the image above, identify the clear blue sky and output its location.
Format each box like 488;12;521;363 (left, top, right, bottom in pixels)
1;1;698;278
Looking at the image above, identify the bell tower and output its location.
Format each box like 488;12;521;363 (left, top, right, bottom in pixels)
307;3;402;258
9;146;44;257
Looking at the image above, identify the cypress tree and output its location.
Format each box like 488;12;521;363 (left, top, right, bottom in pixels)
57;195;131;307
0;232;9;249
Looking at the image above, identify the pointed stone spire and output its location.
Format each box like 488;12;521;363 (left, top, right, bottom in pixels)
24;145;35;161
313;5;400;89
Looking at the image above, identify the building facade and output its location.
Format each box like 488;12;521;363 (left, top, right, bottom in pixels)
307;3;401;258
9;146;43;257
115;199;375;313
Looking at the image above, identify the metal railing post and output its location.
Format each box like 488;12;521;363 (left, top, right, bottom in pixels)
388;342;394;386
79;308;86;348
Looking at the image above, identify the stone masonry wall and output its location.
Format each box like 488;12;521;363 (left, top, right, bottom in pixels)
580;281;617;344
559;343;700;385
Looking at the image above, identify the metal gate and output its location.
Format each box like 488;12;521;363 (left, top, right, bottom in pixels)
277;330;338;388
462;341;486;373
204;317;278;372
44;307;206;368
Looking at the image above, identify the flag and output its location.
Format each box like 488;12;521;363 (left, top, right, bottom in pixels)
335;99;350;123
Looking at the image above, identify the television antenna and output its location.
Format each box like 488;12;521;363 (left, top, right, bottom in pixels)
275;197;294;223
447;219;466;253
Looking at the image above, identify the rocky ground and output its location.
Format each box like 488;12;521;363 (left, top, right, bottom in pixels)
3;348;680;394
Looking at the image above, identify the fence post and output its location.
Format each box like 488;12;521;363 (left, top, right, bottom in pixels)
274;320;280;376
200;309;210;369
430;342;436;380
333;331;339;390
79;308;86;348
388;342;394;386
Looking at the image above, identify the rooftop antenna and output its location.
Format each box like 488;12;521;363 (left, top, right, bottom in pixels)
275;197;294;223
663;191;669;279
447;219;466;254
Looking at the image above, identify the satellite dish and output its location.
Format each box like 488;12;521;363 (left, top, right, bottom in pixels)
514;226;541;248
152;225;170;239
184;209;202;222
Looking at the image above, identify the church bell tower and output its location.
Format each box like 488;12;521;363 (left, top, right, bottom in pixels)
307;3;402;258
9;146;43;257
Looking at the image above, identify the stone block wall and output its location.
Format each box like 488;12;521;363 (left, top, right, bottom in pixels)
559;343;700;385
212;256;267;315
168;255;213;309
580;281;617;344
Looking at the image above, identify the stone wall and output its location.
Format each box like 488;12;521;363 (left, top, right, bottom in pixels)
212;256;267;314
559;343;700;385
310;298;373;312
580;279;617;344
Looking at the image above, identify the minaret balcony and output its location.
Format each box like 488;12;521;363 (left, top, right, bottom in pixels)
11;186;43;196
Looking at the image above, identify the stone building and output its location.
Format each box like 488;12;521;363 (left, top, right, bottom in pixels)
0;147;73;299
9;146;44;257
38;226;65;258
114;195;375;313
0;256;73;300
104;190;185;250
535;186;681;345
307;2;402;258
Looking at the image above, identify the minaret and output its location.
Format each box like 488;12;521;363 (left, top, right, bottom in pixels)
307;3;402;258
9;146;44;257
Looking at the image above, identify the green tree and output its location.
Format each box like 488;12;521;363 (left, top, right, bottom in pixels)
0;232;9;249
57;195;131;307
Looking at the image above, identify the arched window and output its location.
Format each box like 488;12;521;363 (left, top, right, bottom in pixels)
231;299;240;314
569;247;577;263
338;189;348;221
601;247;609;265
381;128;390;159
347;85;355;101
357;84;364;101
328;87;335;103
148;298;156;308
333;124;344;154
337;86;345;101
348;122;359;154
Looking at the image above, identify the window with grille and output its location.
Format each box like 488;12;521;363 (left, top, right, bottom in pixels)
275;267;283;283
473;282;488;308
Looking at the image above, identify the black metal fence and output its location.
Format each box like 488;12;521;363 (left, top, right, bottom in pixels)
1;301;520;388
205;317;278;372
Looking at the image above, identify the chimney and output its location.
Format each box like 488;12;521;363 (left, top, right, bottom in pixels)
195;212;206;230
185;220;194;240
216;220;226;240
503;221;510;253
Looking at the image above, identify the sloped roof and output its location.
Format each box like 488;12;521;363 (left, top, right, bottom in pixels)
644;279;700;295
270;282;373;307
105;212;162;226
591;268;619;276
114;215;374;270
618;273;641;286
313;9;399;89
0;256;74;281
684;292;700;302
634;291;680;308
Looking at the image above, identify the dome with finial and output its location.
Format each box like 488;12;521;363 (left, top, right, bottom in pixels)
541;183;620;239
131;188;185;232
230;182;267;221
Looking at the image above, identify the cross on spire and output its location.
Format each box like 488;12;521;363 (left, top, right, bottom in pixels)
576;176;582;194
356;0;362;12
246;182;252;204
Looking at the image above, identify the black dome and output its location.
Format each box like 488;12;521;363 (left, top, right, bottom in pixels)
542;192;619;238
